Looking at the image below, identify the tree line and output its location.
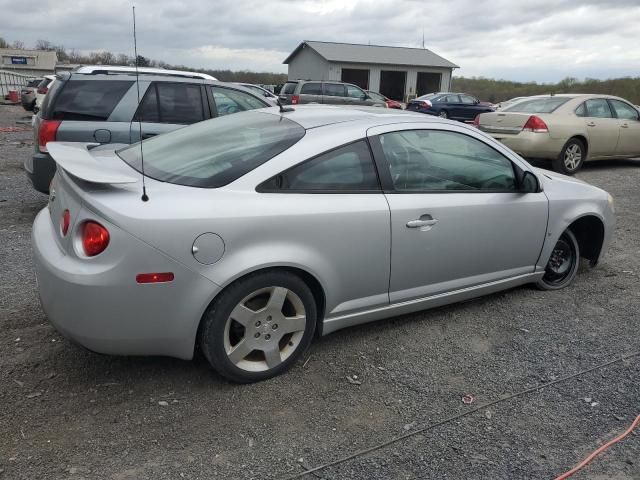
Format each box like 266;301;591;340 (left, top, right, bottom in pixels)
452;76;640;104
2;37;639;101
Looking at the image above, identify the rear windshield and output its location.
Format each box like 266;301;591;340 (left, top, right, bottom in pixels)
503;97;570;113
48;80;133;121
414;93;441;101
281;82;298;95
117;111;306;188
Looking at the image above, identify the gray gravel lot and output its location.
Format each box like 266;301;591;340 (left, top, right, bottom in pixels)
0;104;638;480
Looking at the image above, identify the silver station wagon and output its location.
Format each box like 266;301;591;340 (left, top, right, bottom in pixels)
33;106;615;383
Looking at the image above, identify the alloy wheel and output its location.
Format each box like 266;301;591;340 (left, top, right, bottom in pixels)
223;286;306;372
563;143;582;171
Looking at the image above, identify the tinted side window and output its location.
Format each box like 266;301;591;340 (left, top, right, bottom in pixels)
135;84;160;122
585;99;613;118
575;102;587;117
156;82;204;124
50;80;133;121
445;95;461;103
379;130;516;191
300;82;322;95
346;85;366;99
211;86;266;117
281;82;298;94
460;95;477;104
609;99;639;120
324;83;346;97
266;140;379;191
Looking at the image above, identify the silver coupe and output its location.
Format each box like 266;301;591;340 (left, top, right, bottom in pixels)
32;106;615;383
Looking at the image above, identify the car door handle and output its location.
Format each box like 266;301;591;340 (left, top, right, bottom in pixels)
621;123;629;128
142;133;157;139
586;122;596;127
407;217;438;229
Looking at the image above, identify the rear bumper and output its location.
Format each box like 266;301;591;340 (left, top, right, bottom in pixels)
25;152;56;194
32;208;220;360
487;131;566;160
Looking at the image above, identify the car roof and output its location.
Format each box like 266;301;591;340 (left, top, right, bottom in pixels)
260;104;438;129
71;65;217;80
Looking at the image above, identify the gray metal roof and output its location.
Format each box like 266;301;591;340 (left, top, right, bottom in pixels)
283;41;458;69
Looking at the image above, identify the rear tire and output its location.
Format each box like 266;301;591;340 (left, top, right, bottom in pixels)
536;230;580;290
553;138;585;175
199;271;317;383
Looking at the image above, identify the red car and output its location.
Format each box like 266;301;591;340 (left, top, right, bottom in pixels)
367;91;403;109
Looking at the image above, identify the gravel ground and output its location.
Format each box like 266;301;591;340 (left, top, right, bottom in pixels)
0;104;638;480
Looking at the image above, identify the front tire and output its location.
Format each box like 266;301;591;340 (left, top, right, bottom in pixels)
536;230;580;290
200;271;317;383
553;138;585;175
438;110;448;119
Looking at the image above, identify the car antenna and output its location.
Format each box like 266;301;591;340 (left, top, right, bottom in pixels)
132;6;149;202
276;97;294;113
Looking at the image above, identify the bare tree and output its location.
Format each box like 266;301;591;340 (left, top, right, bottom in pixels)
12;40;25;49
35;39;54;50
116;53;130;66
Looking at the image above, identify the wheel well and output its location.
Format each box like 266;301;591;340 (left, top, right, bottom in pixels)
568;215;605;265
569;135;588;157
199;266;327;340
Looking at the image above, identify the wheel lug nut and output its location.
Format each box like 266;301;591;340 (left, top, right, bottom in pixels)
266;315;272;322
255;321;261;327
272;324;278;330
265;334;271;340
254;332;260;338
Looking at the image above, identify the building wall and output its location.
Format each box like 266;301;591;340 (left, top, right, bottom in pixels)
287;50;454;101
325;62;452;100
287;47;330;81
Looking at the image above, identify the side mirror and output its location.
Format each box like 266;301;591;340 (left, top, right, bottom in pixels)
520;171;540;193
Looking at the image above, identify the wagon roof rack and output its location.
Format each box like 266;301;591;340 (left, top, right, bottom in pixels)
71;65;218;81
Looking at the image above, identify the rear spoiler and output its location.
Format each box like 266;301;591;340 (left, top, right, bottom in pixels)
47;142;138;184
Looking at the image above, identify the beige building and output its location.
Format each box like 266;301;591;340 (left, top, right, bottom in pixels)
0;48;58;77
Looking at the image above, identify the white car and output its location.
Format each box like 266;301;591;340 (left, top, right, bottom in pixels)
33;75;56;113
234;83;279;105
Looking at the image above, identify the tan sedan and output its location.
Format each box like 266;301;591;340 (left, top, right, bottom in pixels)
474;94;640;174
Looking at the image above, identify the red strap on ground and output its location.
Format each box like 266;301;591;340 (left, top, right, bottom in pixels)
0;127;31;132
554;414;640;479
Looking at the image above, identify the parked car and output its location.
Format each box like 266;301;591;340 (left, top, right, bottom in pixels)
21;78;44;111
33;105;614;383
278;80;386;107
406;92;494;121
27;66;271;193
366;91;403;109
234;83;279;105
33;75;56;113
474;94;640;174
495;97;528;111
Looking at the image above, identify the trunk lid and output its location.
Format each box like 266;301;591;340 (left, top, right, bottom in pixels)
477;112;537;134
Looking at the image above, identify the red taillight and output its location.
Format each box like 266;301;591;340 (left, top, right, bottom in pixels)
38;120;61;152
37;86;48;95
60;209;70;236
291;95;300;105
81;221;110;257
136;272;175;284
473;114;481;127
522;115;548;133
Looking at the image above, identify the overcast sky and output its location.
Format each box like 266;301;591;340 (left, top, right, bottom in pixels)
1;0;639;82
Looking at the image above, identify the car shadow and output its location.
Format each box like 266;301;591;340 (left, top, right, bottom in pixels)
528;157;640;172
